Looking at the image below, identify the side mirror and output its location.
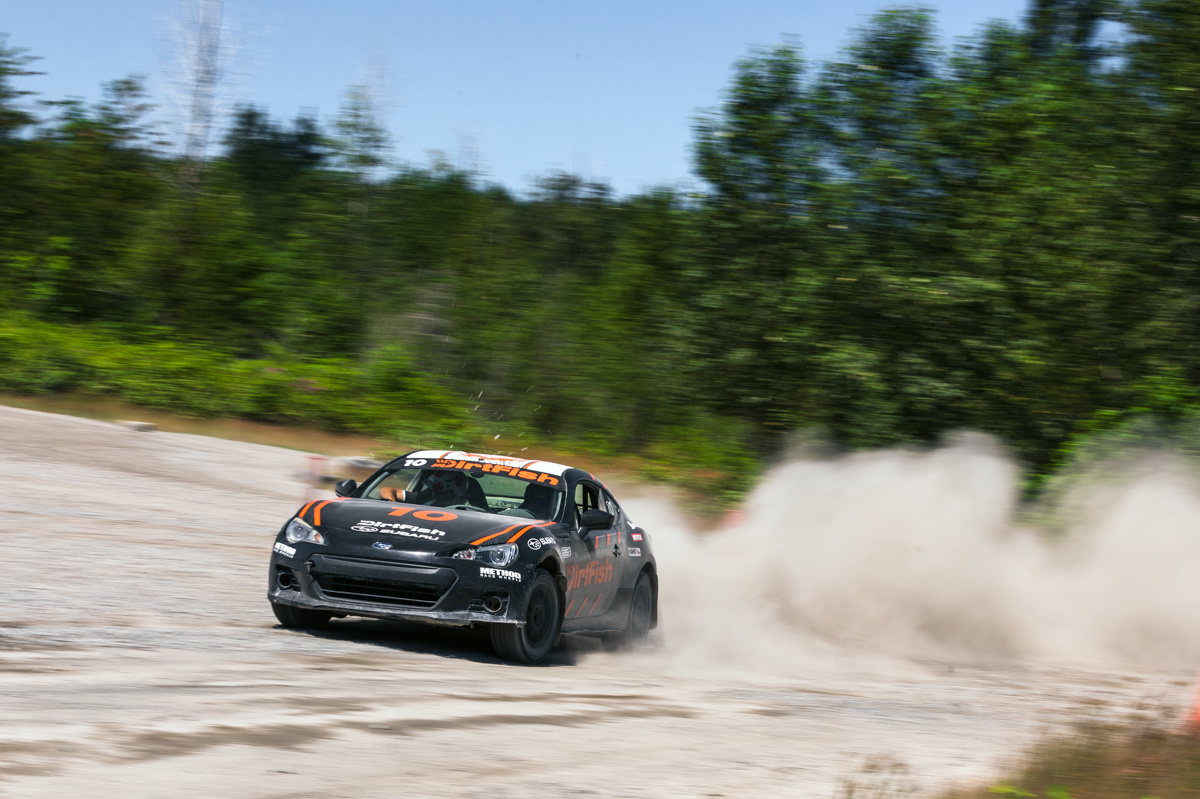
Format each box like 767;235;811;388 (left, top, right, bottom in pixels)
579;509;614;531
334;478;358;497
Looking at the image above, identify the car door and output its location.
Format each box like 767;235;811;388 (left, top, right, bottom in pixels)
563;479;620;622
601;488;637;576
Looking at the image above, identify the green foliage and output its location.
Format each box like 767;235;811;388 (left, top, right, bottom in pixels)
7;0;1200;503
0;318;472;436
944;721;1200;799
684;3;1200;479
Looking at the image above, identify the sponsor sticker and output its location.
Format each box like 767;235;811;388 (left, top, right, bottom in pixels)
428;457;561;486
480;567;521;582
372;541;393;550
630;532;643;541
442;453;526;467
274;541;297;559
561;546;572;559
566;559;613;590
628;547;642;557
352;520;448;541
525;536;555;551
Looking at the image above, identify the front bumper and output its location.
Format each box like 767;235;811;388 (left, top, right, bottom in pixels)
268;547;532;627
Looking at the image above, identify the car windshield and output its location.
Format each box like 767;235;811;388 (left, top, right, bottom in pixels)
362;466;565;521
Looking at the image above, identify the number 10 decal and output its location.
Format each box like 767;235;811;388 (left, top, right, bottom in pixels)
388;506;458;522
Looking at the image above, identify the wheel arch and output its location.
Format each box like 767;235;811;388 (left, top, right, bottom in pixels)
537;555;567;601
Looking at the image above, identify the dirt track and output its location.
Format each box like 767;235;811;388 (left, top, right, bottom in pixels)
0;404;1191;798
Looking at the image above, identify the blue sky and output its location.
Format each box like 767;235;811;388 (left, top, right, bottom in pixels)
4;0;1028;195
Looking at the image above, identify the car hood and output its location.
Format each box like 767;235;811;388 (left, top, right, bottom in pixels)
309;499;558;550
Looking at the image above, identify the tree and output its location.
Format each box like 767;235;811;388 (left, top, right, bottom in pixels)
0;36;40;262
691;44;828;434
1026;0;1118;59
0;34;38;140
223;105;325;231
96;76;162;153
1125;0;1200;390
168;0;235;191
333;84;390;183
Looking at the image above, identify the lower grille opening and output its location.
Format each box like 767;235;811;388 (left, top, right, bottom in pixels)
468;592;510;615
275;565;298;590
311;571;444;608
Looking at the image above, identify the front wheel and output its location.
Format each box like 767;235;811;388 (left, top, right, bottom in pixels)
490;570;562;664
271;601;332;630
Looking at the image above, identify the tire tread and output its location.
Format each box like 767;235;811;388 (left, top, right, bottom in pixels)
490;570;562;664
271;601;332;630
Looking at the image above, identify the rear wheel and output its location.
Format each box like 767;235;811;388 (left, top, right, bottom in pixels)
271;601;332;630
490;570;562;664
626;572;653;645
602;572;653;650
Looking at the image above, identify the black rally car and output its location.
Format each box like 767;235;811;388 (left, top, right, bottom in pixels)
268;450;658;663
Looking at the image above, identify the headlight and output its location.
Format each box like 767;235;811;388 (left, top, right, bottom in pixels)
452;543;518;568
285;517;325;545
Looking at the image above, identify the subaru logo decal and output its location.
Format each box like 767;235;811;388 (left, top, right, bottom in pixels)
372;542;392;550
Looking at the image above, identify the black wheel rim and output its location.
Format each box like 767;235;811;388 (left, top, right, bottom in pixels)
524;584;554;649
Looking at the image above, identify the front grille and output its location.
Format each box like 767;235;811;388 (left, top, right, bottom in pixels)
311;572;444;608
319;554;439;573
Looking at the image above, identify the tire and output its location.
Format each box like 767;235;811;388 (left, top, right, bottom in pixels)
271;601;332;630
490;570;562;664
603;572;654;651
626;572;654;646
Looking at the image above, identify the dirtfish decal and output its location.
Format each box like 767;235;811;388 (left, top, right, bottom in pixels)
430;458;560;487
351;520;448;541
566;559;613;590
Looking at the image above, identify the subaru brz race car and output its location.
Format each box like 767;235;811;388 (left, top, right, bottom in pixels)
268;451;658;663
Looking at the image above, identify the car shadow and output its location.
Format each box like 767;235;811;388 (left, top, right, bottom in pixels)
281;617;600;667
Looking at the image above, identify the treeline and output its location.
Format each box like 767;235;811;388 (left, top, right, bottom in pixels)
4;0;1200;493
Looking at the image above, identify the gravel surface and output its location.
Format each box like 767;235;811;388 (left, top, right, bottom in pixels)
0;404;1191;798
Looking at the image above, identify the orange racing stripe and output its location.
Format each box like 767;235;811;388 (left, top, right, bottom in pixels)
312;500;334;526
564;599;576;617
506;520;555;544
470;524;521;547
589;594;603;616
504;525;535;544
297;500;318;520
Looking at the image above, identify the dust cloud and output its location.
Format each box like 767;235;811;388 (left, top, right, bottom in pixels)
627;433;1200;671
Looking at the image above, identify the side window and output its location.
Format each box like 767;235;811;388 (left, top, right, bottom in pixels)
573;482;601;525
602;490;621;522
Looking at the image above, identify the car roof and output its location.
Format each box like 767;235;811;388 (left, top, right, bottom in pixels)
402;449;574;477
